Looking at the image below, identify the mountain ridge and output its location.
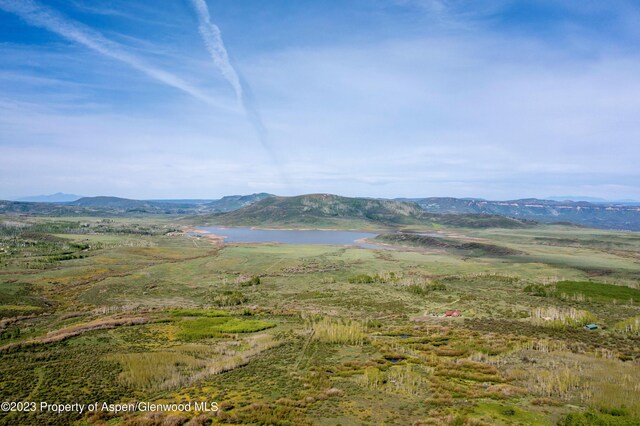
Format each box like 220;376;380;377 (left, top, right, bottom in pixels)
401;197;640;230
2;193;640;230
14;192;83;203
209;194;530;229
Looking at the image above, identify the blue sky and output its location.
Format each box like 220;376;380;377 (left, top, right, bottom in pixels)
1;0;639;200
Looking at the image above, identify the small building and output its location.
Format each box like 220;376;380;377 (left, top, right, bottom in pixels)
584;324;598;330
444;310;461;317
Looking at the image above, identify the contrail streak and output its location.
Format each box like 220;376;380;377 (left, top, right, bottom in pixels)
0;0;233;111
188;0;291;190
189;0;243;106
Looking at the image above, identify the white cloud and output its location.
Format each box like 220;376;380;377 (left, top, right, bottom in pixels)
238;34;640;197
0;0;235;112
1;1;639;199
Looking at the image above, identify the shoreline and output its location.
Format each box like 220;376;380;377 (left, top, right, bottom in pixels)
184;227;393;249
197;225;386;233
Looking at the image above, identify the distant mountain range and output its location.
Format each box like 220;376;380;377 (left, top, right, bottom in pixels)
2;193;640;231
72;196;181;210
14;192;83;202
398;197;640;230
0;193;274;216
68;193;274;214
546;196;640;204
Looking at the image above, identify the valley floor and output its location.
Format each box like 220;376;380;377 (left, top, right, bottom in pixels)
0;217;639;425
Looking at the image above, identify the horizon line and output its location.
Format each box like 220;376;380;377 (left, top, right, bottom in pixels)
5;193;639;204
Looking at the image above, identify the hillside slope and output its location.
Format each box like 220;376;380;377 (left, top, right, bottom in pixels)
0;194;271;217
210;194;530;229
71;196;195;213
375;232;523;256
213;194;423;227
204;193;273;212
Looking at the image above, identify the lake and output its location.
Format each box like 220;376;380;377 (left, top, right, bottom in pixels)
193;227;384;249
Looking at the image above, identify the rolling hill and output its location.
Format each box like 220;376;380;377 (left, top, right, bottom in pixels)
0;200;84;216
0;194;275;217
0;197;197;216
375;232;523;256
71;196;196;213
209;194;531;229
209;194;423;228
204;193;274;212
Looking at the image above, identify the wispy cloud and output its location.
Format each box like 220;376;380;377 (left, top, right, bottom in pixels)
1;1;639;200
0;0;233;111
242;33;640;198
188;0;291;188
189;0;243;104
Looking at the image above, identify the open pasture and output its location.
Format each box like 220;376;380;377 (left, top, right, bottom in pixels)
1;218;639;425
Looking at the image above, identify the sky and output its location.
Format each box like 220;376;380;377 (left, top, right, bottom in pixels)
1;0;639;200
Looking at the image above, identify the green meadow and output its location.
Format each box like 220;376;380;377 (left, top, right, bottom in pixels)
0;217;639;425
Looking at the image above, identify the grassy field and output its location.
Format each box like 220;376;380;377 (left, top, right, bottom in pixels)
1;216;639;425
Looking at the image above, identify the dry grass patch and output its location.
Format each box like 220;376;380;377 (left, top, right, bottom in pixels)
0;315;147;352
189;333;279;380
505;350;640;414
308;316;367;345
530;306;597;328
109;334;279;391
613;315;640;335
358;364;432;396
108;351;204;390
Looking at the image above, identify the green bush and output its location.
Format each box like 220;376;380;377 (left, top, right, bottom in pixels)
240;276;261;286
0;327;20;340
523;284;552;297
406;282;446;295
558;411;639;426
348;274;374;284
211;290;248;307
501;407;516;416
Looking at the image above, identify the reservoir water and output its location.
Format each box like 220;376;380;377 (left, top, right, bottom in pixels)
194;227;384;249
